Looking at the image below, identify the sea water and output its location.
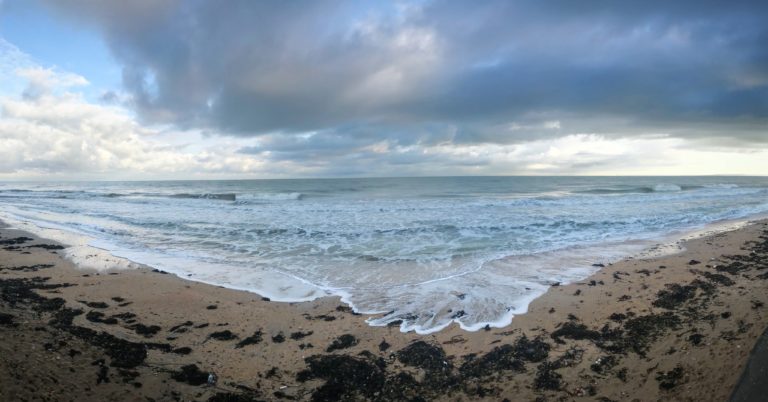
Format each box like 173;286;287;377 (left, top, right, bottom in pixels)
1;176;767;334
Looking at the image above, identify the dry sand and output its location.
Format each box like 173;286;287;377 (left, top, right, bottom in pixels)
2;219;768;401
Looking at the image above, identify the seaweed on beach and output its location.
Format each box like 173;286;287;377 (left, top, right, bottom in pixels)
656;365;685;390
590;355;618;374
0;312;16;326
0;263;54;272
0;277;74;308
326;334;358;352
209;330;237;341
171;364;209;386
208;393;263;402
236;330;263;348
290;330;313;340
701;271;735;286
513;335;551;362
26;244;66;250
607;313;682;356
653;283;698;309
550;312;680;357
84;301;109;309
64;324;149;368
0;236;34;245
130;323;161;337
551;347;584;369
86;311;119;325
550;322;602;344
296;354;386;401
460;345;525;378
533;362;562;391
397;341;450;371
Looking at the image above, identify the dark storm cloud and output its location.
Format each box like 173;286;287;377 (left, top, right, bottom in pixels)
42;0;768;150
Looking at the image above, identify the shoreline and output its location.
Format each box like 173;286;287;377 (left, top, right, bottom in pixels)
1;210;763;335
2;220;768;400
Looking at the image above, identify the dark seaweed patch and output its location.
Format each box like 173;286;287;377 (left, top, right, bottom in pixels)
297;354;385;401
129;323;161;337
397;341;449;371
653;284;698;309
209;330;237;341
326;334;358;352
551;322;601;344
85;301;109;309
533;362;562;391
169;321;193;332
26;244;65;250
552;347;584;369
172;364;209;386
0;312;16;326
615;313;681;356
459;345;524;378
655;365;685;390
290;331;313;340
86;311;118;325
207;392;262;402
609;313;627;322
0;236;34;245
236;330;263;348
701;272;735;286
688;333;704;345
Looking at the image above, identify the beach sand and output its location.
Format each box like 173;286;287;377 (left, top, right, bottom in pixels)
2;219;768;401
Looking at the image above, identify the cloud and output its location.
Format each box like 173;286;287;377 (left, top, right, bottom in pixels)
2;62;767;179
4;1;767;177
39;0;768;147
0;65;272;178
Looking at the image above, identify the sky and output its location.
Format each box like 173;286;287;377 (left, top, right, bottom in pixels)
0;0;767;180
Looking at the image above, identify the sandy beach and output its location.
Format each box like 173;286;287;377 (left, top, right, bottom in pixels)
2;219;768;401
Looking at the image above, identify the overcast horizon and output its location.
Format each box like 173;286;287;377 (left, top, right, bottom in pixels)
1;1;767;180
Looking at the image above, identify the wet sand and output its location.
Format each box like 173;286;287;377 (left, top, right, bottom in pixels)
2;219;768;401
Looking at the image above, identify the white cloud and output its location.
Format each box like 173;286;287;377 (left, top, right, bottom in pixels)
0;61;271;179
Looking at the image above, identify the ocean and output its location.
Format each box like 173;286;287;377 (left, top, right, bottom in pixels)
1;176;767;334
